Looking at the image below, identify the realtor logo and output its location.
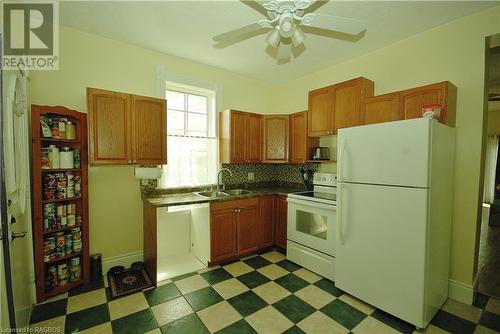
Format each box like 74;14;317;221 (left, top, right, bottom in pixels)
2;1;59;70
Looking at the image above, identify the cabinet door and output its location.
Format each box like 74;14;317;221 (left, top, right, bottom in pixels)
400;83;445;121
237;203;260;256
210;208;237;263
132;95;167;164
362;92;401;125
308;87;334;137
259;196;275;248
246;113;263;163
275;196;288;249
290;111;319;163
87;88;132;164
230;111;247;163
263;116;289;163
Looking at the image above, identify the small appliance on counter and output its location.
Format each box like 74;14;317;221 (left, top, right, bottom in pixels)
311;147;330;160
299;169;314;190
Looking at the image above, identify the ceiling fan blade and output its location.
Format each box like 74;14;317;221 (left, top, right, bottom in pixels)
305;0;330;14
213;23;270;48
302;26;366;43
277;41;292;61
303;14;366;35
240;0;268;17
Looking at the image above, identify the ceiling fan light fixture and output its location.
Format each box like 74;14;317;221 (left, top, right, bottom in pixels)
291;27;305;47
279;14;295;38
266;28;281;48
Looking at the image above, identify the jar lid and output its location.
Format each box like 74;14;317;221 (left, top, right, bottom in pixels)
67;121;73;125
61;147;72;151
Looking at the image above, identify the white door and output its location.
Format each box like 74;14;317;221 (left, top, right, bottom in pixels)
337;118;431;188
287;198;336;256
336;182;428;326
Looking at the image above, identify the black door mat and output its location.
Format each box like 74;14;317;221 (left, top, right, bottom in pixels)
107;263;153;299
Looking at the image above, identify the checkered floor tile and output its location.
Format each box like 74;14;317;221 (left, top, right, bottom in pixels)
29;250;500;334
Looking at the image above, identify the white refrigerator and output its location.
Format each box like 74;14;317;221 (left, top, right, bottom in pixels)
336;118;455;329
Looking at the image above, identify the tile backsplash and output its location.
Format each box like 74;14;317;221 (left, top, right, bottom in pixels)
220;163;320;187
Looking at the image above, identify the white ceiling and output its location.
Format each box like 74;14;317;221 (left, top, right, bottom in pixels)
60;1;500;84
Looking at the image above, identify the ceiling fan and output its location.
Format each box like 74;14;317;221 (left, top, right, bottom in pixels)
213;0;367;62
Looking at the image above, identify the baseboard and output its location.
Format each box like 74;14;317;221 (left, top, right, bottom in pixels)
448;279;474;305
102;251;144;274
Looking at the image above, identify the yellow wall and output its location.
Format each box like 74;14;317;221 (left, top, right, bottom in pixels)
30;26;274;259
269;6;500;285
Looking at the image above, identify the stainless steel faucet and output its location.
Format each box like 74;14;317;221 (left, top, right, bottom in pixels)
217;168;233;191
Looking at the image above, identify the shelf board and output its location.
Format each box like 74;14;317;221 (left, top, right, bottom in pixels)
306;160;337;163
42;196;82;204
44;279;83;298
41;168;81;173
40;138;79;143
45;252;82;265
43;224;81;235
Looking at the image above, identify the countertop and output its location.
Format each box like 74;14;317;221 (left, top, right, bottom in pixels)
144;186;305;208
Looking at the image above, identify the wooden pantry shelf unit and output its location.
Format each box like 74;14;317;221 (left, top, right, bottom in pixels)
31;105;89;303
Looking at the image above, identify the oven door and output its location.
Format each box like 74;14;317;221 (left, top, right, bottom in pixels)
287;197;336;256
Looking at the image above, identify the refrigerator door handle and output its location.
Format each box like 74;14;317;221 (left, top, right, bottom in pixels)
338;138;344;182
337;182;344;245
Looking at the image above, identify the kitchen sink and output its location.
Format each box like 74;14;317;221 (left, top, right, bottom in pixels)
197;191;230;198
223;189;254;196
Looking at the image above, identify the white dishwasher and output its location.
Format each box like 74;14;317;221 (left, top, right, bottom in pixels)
156;203;210;282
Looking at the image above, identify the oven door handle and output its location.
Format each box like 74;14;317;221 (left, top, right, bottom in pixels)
287;197;336;211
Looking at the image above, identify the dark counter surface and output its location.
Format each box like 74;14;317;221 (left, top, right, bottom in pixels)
144;184;305;208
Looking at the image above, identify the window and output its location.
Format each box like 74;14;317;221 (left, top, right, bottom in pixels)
160;82;218;188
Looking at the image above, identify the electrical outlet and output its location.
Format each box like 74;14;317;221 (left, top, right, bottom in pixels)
248;172;255;181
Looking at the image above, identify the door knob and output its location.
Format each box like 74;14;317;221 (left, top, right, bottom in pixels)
11;231;27;241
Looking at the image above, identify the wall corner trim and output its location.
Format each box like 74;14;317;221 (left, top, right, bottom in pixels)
448;279;474;305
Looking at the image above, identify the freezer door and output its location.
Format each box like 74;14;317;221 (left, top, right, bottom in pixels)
337;118;430;188
336;182;428;327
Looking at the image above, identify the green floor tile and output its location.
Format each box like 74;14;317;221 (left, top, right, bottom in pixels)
111;309;158;334
160;313;209;334
216;319;258;334
273;295;315;323
65;303;110;333
30;299;67;324
320;299;366;330
276;260;301;272
314;278;344;297
237;271;270;289
184;287;223;311
283;326;306;334
244;256;272;269
200;268;233;285
227;290;268;317
373;309;417;334
479;310;500;332
275;273;309;293
144;283;182;306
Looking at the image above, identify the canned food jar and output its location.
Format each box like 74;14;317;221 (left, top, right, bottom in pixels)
66;121;76;140
55;233;65;257
60;147;74;169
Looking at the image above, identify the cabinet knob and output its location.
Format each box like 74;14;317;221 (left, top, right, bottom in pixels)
128;160;132;164
133;160;137;163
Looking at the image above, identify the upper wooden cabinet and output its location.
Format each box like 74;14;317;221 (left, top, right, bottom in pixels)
362;92;402;125
87;88;167;165
308;77;374;136
263;115;289;163
220;109;262;163
308;86;334;136
289;111;319;163
399;81;457;127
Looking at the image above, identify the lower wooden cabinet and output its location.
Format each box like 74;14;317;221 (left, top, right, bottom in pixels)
259;196;275;248
210;198;260;263
210;208;237;263
275;196;288;249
